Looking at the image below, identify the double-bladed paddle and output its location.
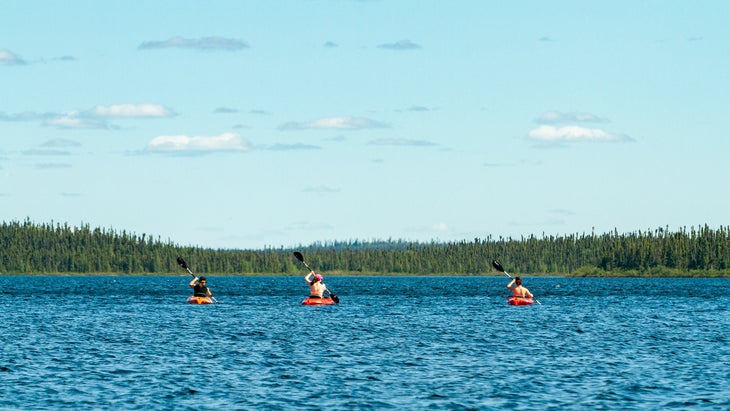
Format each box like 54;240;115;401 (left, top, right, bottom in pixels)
177;257;219;304
177;257;194;276
492;259;541;304
294;251;339;304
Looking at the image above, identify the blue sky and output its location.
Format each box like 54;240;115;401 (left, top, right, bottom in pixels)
1;0;728;250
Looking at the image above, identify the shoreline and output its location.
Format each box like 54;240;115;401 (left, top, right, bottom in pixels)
1;272;728;278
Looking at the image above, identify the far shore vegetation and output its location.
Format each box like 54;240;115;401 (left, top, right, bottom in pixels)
1;219;729;277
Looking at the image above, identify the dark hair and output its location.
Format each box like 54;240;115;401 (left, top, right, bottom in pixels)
199;277;207;282
515;276;522;286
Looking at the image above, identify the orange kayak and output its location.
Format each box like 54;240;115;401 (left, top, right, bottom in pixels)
508;296;534;306
187;296;213;305
301;297;335;306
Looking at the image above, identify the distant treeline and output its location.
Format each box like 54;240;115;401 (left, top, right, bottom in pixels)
1;219;729;276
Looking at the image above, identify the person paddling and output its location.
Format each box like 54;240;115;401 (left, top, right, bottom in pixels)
506;276;533;298
189;276;213;299
304;272;332;298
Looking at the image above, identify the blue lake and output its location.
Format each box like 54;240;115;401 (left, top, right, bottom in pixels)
1;276;728;410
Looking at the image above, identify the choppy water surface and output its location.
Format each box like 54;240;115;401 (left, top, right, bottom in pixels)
1;276;728;410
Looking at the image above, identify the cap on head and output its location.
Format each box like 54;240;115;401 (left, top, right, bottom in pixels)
314;274;323;281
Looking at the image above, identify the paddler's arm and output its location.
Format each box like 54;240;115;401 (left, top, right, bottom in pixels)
304;272;314;284
189;277;199;288
506;279;516;290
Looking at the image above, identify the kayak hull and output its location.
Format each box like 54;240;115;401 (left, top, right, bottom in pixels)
187;296;213;305
302;297;335;306
508;296;534;306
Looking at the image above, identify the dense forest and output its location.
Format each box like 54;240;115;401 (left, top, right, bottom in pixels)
1;219;729;276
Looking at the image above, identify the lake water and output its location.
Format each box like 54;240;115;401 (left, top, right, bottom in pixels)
1;276;728;410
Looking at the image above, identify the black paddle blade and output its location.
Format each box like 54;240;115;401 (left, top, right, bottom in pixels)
293;251;304;262
177;257;188;269
330;294;340;304
492;260;504;272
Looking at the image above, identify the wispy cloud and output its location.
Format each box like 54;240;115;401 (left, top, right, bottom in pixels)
0;111;55;121
368;138;437;147
303;185;341;194
35;162;72;169
260;143;321;151
528;125;632;143
377;40;421;50
44;103;175;129
0;49;26;65
214;107;239;114
548;208;576;217
41;139;81;148
324;41;338;48
288;221;335;232
407;105;431;112
405;222;451;234
23;148;72;156
145;132;251;153
536;111;607;124
138;36;249;51
3;104;175;129
279;116;389;131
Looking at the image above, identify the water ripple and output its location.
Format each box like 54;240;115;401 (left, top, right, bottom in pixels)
0;276;728;409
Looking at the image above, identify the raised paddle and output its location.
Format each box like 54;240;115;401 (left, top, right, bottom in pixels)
492;259;541;305
177;257;194;276
294;251;339;303
177;257;219;304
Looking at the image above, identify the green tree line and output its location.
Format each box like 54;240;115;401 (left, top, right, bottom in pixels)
1;219;729;276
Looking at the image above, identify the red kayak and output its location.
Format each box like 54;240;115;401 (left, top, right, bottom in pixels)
302;296;335;306
508;296;534;306
187;296;213;305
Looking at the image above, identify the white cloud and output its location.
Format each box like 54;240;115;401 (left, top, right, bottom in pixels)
528;125;630;143
43;111;106;129
145;132;251;152
0;49;25;65
91;103;175;118
38;104;175;129
279;116;389;130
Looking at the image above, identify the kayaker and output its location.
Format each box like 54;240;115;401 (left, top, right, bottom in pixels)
189;276;213;298
507;276;533;298
305;272;330;298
